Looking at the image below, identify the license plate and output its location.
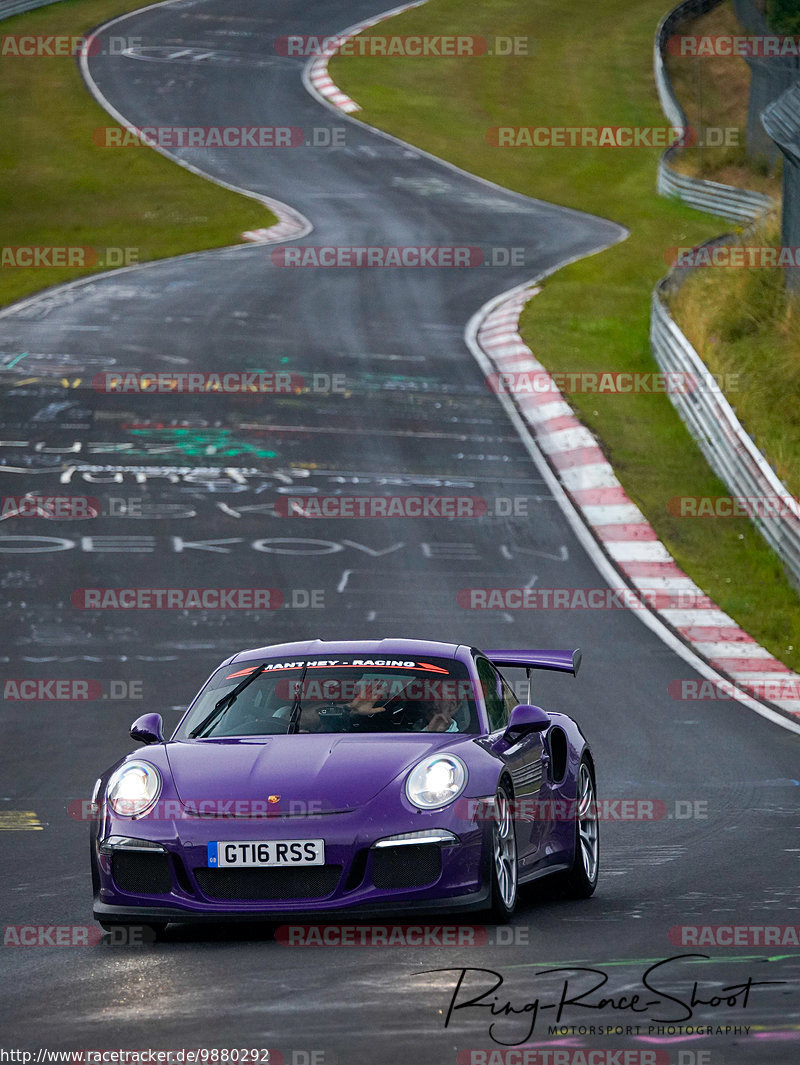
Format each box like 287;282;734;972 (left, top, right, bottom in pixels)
207;839;325;868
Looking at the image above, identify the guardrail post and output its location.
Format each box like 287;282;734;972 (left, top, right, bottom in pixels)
744;54;800;166
733;0;795;166
762;83;800;290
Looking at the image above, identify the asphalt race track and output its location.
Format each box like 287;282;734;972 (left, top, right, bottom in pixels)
1;0;799;1061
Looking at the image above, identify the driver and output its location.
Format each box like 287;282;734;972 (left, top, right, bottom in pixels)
343;686;465;732
293;681;391;732
285;678;465;733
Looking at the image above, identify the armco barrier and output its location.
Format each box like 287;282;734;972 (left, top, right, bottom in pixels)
0;0;65;18
762;83;800;289
654;0;775;222
651;2;799;590
653;0;717;129
651;279;800;588
734;0;800;164
657;148;773;221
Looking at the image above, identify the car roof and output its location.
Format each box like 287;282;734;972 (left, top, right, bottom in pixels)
230;638;468;664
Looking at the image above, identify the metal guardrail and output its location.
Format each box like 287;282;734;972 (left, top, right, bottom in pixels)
762;83;800;287
734;0;800;163
651;284;800;587
0;0;65;19
651;1;800;590
657;147;774;220
653;0;719;129
654;0;776;222
762;81;800;163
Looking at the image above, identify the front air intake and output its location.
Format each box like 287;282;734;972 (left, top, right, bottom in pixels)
194;865;342;901
112;851;172;895
372;843;442;888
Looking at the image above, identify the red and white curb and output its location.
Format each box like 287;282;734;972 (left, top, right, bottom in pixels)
307;54;361;114
304;0;429;115
242;214;309;244
476;287;800;720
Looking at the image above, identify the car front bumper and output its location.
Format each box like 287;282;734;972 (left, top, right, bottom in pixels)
92;804;489;922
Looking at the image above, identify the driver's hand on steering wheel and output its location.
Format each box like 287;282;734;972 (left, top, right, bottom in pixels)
346;696;386;715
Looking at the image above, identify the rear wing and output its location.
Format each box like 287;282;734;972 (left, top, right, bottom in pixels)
483;649;582;677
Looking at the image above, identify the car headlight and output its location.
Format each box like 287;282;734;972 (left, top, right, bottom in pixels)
405;754;467;810
106;761;161;817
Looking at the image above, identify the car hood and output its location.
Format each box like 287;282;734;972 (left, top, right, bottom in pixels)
164;734;473;814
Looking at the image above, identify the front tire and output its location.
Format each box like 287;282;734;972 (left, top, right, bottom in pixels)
560;758;599;898
487;783;518;922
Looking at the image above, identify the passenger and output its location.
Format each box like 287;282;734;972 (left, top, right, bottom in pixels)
414;697;461;732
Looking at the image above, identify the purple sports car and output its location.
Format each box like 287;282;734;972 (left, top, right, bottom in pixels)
90;639;598;932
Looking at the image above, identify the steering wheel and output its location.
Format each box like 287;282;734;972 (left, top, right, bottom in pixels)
389;701;431;730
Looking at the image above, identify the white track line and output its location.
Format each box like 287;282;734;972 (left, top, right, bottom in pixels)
9;0;800;733
308;0;800;732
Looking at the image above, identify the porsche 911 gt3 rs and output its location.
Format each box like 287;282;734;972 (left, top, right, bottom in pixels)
90;638;598;931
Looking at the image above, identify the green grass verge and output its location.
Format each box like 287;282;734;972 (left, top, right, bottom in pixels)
664;3;800;509
0;0;276;310
331;0;800;672
668;220;800;500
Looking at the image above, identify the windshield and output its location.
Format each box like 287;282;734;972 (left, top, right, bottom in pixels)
176;654;479;738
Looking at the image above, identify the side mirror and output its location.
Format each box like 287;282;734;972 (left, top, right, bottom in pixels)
130;713;164;745
504;703;551;740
